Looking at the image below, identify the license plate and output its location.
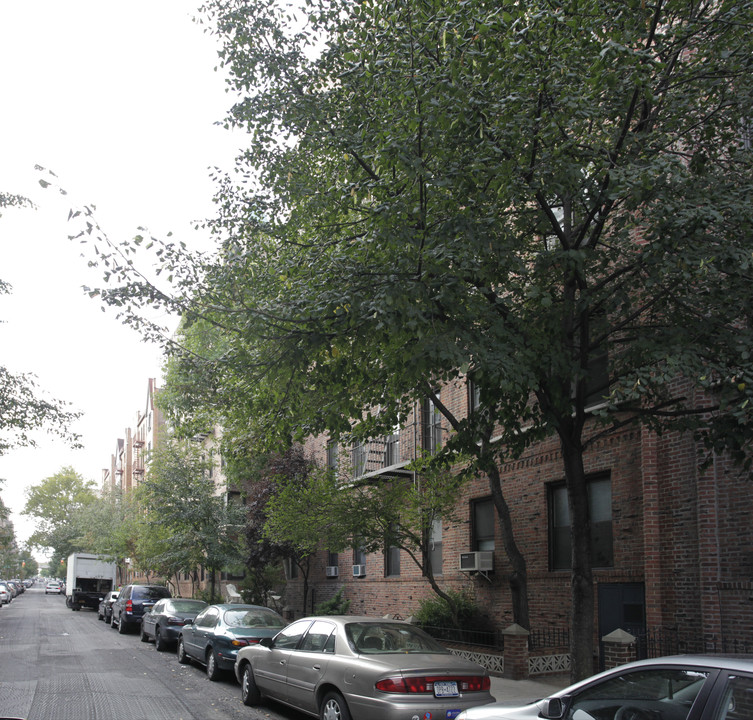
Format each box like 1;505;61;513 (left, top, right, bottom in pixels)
434;681;459;698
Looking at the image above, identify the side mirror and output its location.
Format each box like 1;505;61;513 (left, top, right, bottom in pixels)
539;697;566;719
260;637;274;648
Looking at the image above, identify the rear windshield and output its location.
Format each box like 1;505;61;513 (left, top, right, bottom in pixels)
347;622;449;654
168;600;207;613
133;586;171;601
224;608;286;629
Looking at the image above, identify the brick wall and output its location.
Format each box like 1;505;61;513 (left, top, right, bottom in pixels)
288;377;753;653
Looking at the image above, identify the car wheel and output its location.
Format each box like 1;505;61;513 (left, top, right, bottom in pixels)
97;608;103;621
118;615;128;634
206;648;221;681
154;627;166;652
140;623;149;642
320;691;352;720
111;613;119;630
241;664;261;706
177;638;190;664
106;611;112;625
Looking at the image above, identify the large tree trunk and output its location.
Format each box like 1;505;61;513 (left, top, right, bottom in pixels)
560;433;595;682
485;458;530;630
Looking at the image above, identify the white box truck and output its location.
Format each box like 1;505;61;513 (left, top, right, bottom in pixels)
66;553;118;611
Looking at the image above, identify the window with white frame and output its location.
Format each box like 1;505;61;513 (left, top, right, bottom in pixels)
428;517;443;575
422;397;443;454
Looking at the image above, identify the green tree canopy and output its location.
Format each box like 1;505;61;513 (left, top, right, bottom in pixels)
265;455;469;622
22;466;97;563
137;437;246;600
81;0;753;679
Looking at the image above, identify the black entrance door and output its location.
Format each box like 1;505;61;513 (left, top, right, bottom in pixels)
597;582;646;670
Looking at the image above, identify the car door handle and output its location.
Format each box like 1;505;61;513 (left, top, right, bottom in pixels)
313;665;321;670
279;660;286;665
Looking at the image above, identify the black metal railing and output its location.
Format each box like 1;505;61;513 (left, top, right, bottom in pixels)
635;628;753;659
419;624;502;650
529;627;570;650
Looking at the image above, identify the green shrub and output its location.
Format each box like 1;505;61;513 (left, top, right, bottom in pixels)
414;589;475;625
413;589;494;639
195;587;223;604
314;587;351;615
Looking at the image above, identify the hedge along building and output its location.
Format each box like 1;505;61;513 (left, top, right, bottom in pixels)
288;373;752;671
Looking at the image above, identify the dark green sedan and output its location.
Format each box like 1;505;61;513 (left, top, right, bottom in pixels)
177;603;286;680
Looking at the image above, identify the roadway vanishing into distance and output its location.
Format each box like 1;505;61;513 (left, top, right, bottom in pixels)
0;585;307;720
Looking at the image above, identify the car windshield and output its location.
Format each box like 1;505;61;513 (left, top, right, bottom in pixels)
168;600;207;613
224;608;286;629
346;622;449;654
569;668;709;720
133;587;171;601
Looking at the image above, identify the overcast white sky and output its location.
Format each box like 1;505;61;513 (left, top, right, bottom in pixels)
0;1;241;555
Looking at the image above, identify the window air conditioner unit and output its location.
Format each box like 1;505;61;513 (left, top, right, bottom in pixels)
325;566;339;578
352;564;366;577
459;551;493;572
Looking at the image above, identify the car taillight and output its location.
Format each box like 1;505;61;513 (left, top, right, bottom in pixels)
375;676;490;693
460;676;490;692
231;639;251;647
125;600;133;613
166;616;185;626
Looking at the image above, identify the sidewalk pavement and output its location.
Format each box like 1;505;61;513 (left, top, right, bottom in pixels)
488;673;570;707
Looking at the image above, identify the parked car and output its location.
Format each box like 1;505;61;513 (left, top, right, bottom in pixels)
178;604;286;680
234;615;495;720
0;583;10;604
140;598;208;651
97;591;120;623
45;580;63;595
111;584;171;634
455;655;753;720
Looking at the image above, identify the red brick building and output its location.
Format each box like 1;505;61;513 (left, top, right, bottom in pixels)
289;375;752;665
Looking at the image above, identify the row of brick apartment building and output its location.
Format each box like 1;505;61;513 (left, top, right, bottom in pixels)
291;376;753;671
100;379;229;595
102;375;752;671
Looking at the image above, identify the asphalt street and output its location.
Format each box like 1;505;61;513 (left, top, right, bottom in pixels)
0;585;568;720
0;585;306;720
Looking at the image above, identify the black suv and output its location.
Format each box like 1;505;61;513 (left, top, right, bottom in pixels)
111;584;171;634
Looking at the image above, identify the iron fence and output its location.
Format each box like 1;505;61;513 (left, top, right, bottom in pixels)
529;627;570;650
419;624;502;650
636;628;753;658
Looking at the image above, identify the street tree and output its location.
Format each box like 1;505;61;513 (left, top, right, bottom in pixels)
22;466;97;564
77;484;142;585
230;445;317;607
265;454;471;624
137;437;246;601
79;0;753;679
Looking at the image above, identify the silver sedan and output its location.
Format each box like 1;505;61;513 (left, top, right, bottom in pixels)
234;614;495;720
456;655;753;720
